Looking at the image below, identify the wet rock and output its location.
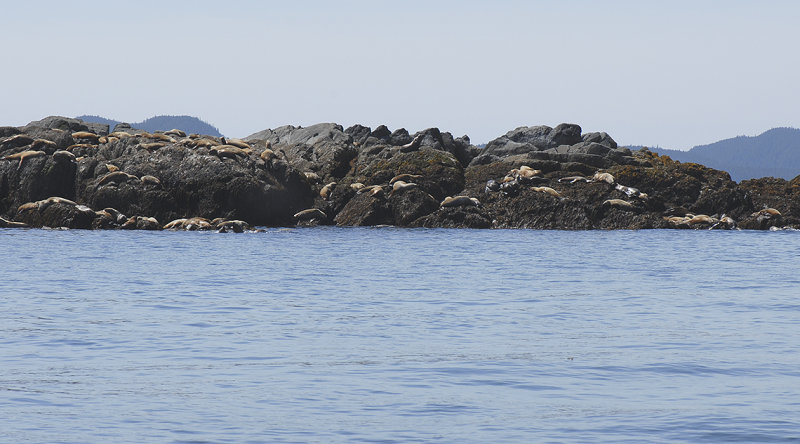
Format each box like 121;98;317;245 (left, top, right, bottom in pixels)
388;187;439;226
410;206;492;228
334;192;392;226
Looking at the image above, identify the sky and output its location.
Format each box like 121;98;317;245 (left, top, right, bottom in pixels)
2;0;799;149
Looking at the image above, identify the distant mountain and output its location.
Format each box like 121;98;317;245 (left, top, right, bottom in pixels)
76;114;223;137
641;127;800;182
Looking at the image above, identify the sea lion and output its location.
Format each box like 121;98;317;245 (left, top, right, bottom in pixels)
558;176;590;184
664;215;690;226
96;171;138;187
485;179;500;193
183;217;212;230
320;182;337;199
149;133;176;143
260;148;276;161
517;166;542;178
357;184;385;197
190;138;218;148
440;195;480;208
164;218;188;229
105;164;120;173
531;186;561;198
615;183;643;198
164;129;186;137
52;150;76;163
400;134;422;151
603;198;634;209
17;201;40;213
71;131;99;142
102;207;128;224
217;219;250;233
140;175;161;187
211;145;252;159
303;171;321;182
592;171;615;185
38;196;78;211
139;142;166;151
0;216;28;228
752;208;781;217
390;180;418;195
293;208;327;221
688;214;717;225
1;134;34;148
225;138;251;149
31;139;57;150
389;173;423;185
108;131;132;138
350;182;365;191
3;150;46;169
710;215;736;230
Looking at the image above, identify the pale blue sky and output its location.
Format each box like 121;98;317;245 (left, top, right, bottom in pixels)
2;0;799;149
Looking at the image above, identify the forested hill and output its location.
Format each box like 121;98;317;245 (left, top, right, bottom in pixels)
643;127;800;182
77;115;223;137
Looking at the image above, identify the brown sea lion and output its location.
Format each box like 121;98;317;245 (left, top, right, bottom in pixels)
140;175;162;187
52;150;76;163
603;198;634;209
96;171;138;187
71;131;99;141
389;173;423;185
320;182;337;199
293;208;327;221
592;171;615;185
531;186;561;198
3;150;46;169
225;138;251;149
164;129;186;137
440;196;480;208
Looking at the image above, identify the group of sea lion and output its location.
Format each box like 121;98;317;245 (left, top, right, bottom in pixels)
292;171;486;225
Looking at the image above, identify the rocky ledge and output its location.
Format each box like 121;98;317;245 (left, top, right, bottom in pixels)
1;117;797;231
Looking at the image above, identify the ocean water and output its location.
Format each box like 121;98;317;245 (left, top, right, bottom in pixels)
1;227;799;443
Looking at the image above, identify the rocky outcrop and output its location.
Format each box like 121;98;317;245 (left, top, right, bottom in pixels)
3;116;799;231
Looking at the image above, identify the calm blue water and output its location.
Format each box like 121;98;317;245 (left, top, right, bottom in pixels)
1;227;800;443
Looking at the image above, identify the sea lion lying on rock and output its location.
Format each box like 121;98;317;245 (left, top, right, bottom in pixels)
440;196;480;208
3;150;45;169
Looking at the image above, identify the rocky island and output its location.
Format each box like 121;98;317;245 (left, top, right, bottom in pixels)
1;116;797;231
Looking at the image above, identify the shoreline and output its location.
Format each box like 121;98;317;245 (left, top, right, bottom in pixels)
2;116;796;232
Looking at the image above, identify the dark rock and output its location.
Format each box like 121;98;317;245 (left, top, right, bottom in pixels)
354;149;464;201
244;123;357;181
582;131;618;149
0;154;77;219
410;206;492;228
334;192;392;226
369;125;392;143
16;198;96;229
388;187;439;226
0;127;21;138
550;123;583;146
345;124;371;146
390;128;412;146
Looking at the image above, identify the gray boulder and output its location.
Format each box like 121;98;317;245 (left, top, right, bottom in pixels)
244;123;358;181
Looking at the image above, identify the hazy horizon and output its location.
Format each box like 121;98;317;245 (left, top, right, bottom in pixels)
3;0;799;150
